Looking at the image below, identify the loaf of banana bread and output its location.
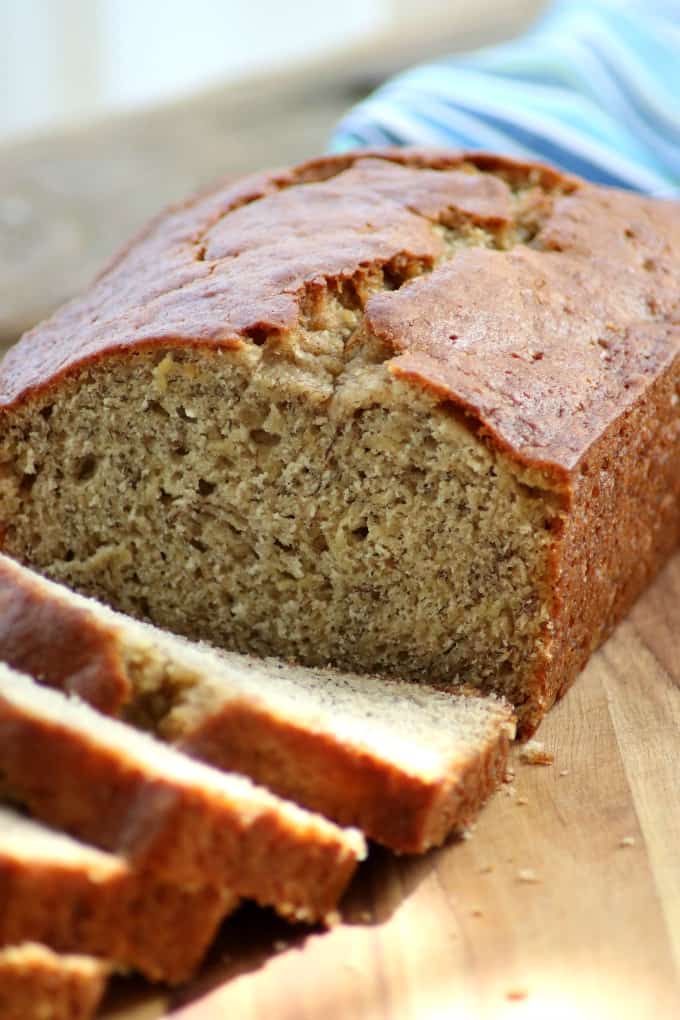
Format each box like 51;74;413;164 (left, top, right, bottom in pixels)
0;149;678;733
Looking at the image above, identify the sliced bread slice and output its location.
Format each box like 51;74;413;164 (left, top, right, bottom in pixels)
0;805;236;983
0;554;514;852
0;668;365;923
163;651;514;853
0;944;109;1020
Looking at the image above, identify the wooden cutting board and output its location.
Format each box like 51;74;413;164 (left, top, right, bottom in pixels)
103;551;680;1020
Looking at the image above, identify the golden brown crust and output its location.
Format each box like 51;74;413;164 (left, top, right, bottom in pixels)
0;945;108;1020
0;677;363;923
0;841;234;984
372;187;680;475
1;148;676;475
0;149;572;412
0;556;130;714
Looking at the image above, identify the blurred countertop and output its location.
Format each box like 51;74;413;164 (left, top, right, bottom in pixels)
0;1;541;350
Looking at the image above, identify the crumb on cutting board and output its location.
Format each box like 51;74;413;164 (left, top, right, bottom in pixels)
516;868;541;884
519;740;554;766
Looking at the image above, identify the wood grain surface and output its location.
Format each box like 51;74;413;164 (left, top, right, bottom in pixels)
100;550;680;1020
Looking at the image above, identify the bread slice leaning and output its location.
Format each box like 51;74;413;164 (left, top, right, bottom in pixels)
0;943;109;1020
0;554;515;852
0;805;236;984
0;668;365;923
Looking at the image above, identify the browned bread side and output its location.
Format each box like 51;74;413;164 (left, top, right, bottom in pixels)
0;806;235;984
0;667;365;923
0;944;109;1020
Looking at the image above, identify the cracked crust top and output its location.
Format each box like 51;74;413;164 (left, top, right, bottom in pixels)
1;149;678;475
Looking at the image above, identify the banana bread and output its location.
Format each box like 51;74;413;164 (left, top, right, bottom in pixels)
0;150;678;733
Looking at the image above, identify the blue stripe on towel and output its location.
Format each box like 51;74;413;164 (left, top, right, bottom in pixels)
330;0;680;196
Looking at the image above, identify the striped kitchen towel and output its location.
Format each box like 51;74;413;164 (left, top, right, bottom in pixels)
330;0;680;197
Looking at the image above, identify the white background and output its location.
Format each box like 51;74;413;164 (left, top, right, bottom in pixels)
0;0;389;142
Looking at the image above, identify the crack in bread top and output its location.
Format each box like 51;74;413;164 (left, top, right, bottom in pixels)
0;150;678;473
